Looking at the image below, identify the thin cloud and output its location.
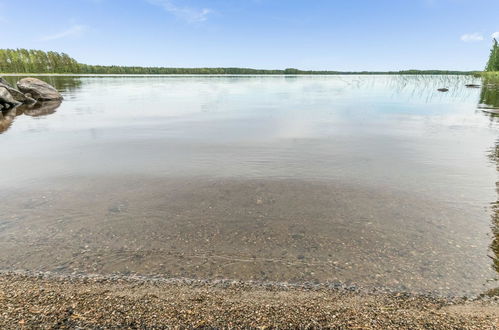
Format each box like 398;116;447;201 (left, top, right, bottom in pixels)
146;0;212;23
40;25;87;41
492;32;499;39
460;33;484;42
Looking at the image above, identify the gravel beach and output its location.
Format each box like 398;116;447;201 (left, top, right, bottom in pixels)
1;272;498;329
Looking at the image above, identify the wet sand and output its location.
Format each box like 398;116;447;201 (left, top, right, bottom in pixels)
0;176;495;296
0;272;497;329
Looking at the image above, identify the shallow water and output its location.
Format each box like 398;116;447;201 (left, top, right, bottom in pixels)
1;75;498;295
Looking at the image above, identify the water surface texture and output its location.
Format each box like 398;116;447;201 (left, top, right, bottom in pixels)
1;75;498;296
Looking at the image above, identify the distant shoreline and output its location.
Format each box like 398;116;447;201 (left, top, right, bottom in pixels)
0;72;481;76
0;49;484;76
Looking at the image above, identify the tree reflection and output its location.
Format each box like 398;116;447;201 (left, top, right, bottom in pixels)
482;77;499;296
481;75;499;123
488;142;499;275
479;80;499;111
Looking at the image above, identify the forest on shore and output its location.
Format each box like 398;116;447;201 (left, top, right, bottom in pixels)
0;48;476;75
486;38;499;72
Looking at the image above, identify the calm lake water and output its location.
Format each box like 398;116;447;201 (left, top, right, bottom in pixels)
1;75;498;296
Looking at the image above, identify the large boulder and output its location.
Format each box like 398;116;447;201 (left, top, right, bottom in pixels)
0;82;35;104
0;77;36;104
0;86;20;107
17;78;63;101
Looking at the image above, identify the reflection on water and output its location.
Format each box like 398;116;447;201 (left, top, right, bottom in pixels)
0;108;16;133
19;101;62;117
0;101;62;134
483;78;499;291
1;74;499;296
489;143;499;275
479;78;499;120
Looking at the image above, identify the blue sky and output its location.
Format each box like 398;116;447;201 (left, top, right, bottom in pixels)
1;0;498;71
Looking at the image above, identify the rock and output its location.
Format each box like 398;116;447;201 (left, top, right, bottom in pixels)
0;77;36;104
17;78;63;101
437;88;449;92
465;84;481;88
0;77;13;87
0;83;36;104
0;86;20;107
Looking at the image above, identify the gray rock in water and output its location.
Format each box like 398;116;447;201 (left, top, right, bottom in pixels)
17;78;63;101
0;76;37;104
0;77;13;88
0;86;21;107
0;82;36;104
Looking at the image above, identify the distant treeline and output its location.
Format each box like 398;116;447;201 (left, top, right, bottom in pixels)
0;49;80;73
0;48;477;75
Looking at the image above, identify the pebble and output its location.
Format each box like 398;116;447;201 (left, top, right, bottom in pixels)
0;271;497;329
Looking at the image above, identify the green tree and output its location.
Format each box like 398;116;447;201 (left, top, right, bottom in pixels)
486;38;499;72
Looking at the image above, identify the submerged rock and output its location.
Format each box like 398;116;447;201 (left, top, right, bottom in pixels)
17;78;63;101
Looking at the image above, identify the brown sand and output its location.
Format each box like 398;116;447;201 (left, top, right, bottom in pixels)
0;272;497;329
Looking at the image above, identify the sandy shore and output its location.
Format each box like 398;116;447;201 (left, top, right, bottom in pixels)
0;272;497;329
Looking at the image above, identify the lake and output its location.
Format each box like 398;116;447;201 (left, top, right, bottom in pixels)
0;74;498;296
